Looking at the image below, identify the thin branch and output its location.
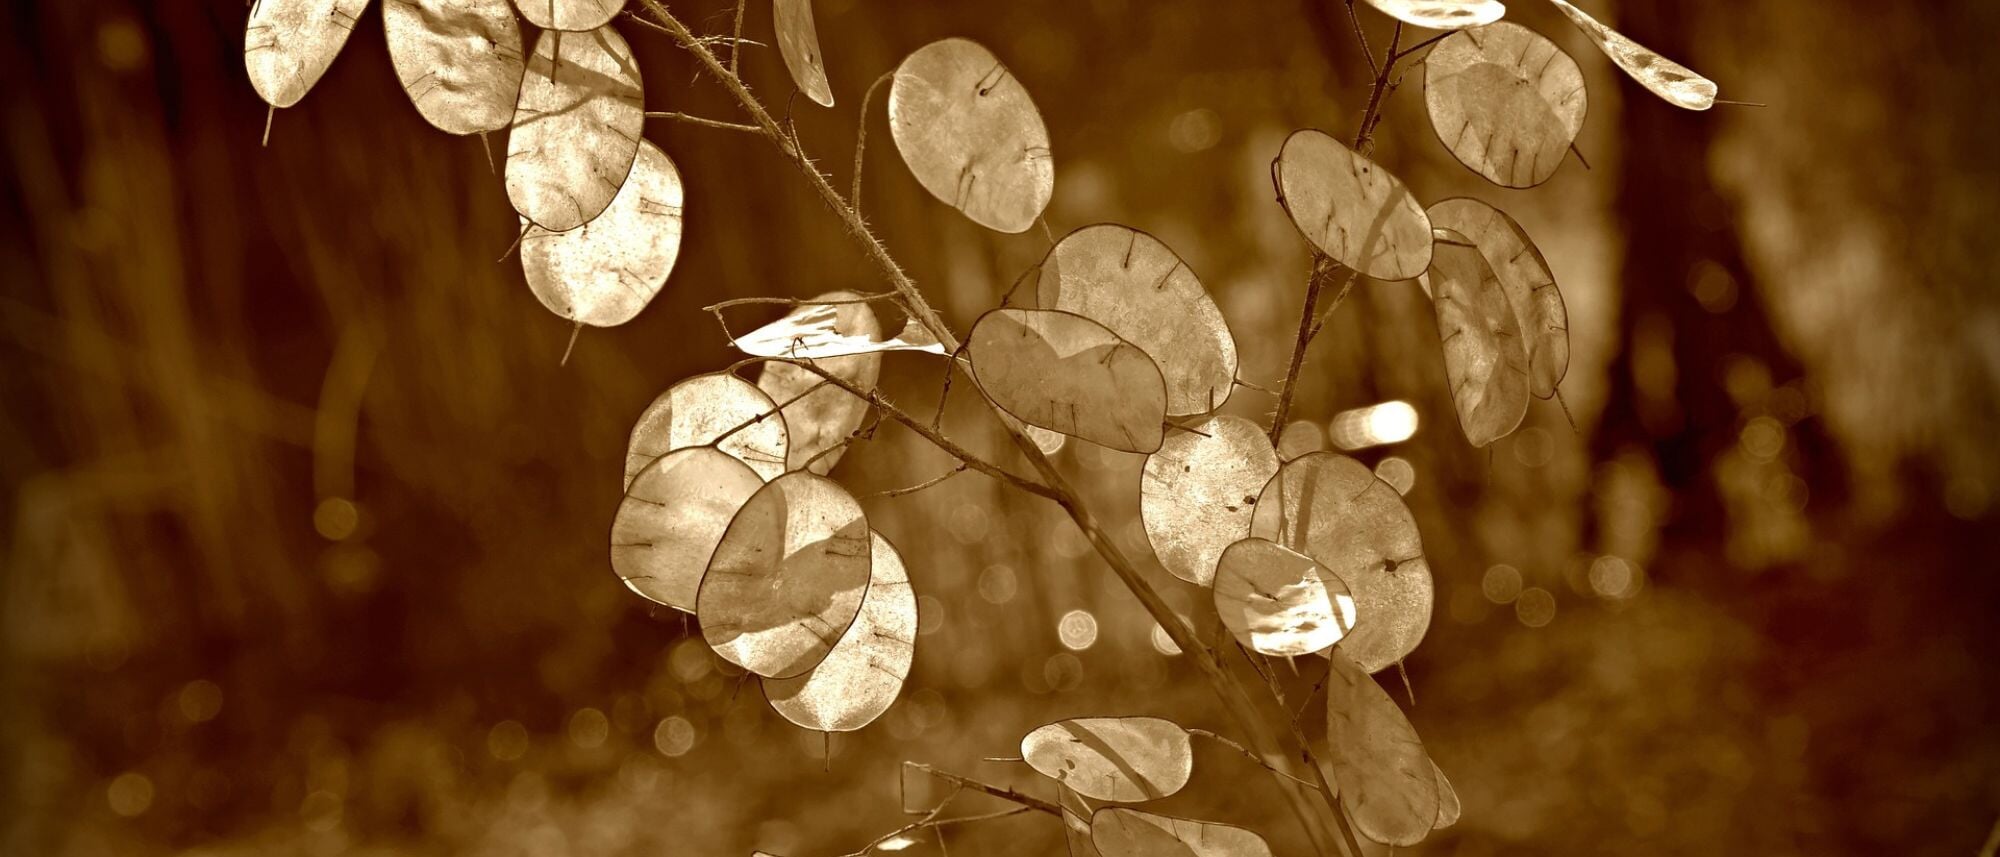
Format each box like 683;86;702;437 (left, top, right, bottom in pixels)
703;291;902;314
1392;30;1451;62
727;0;746;77
1342;0;1378;78
1268;255;1331;445
903;763;1063;818
761;357;1061;502
1304;268;1360;343
1353;21;1403;153
852;71;894;208
840;806;1034;857
1233;376;1278;395
1188;728;1324;791
800;406;884;473
866;462;968;499
645;111;763;135
708;376;829;447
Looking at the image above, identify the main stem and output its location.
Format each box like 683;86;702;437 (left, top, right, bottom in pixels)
635;3;1348;854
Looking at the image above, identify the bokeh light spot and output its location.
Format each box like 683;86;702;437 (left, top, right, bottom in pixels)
313;497;359;541
977;564;1018;605
1331;401;1419;449
1042;652;1084;691
488;720;529;761
568;707;609;749
1374;456;1416;495
1516;587;1557;627
1057;609;1098;650
653;716;696;757
107;772;152;817
1482;564;1523;604
178;679;223;723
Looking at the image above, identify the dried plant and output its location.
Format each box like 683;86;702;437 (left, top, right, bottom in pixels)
241;0;1728;853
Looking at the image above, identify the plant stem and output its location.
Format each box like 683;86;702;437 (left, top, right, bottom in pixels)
904;763;1064;817
852;72;894;208
1354;22;1403;153
644;111;763;135
636;5;1348;854
1269;255;1330;445
759;357;1061;502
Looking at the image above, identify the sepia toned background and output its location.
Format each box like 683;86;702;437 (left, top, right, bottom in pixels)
3;1;1997;855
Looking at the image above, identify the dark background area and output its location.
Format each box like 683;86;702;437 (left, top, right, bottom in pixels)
3;1;1997;855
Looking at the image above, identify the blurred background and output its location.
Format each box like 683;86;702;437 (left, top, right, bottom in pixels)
4;1;1997;855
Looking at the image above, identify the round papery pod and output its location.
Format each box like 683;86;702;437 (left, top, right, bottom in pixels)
1423;227;1529;446
608;447;763;612
504;25;645;233
520;141;685;328
1036;224;1238;417
1021;716;1193;802
1248;452;1432;673
754;294;883;475
1361;0;1506;31
1213;538;1358;657
1274;130;1433;281
1090;808;1274;857
888;38;1054;234
773;0;834;108
1424;21;1586;188
383;0;525;136
698;472;872;679
1139;415;1278;586
761;532;915;731
1324;648;1442;846
1426;198;1569;398
1432;760;1462;829
1548;0;1717;110
1060;788;1101;857
513;0;623;32
624;372;790;486
245;0;373;110
965;308;1167;454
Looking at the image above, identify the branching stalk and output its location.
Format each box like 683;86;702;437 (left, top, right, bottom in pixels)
903;762;1064;818
635;4;1350;853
